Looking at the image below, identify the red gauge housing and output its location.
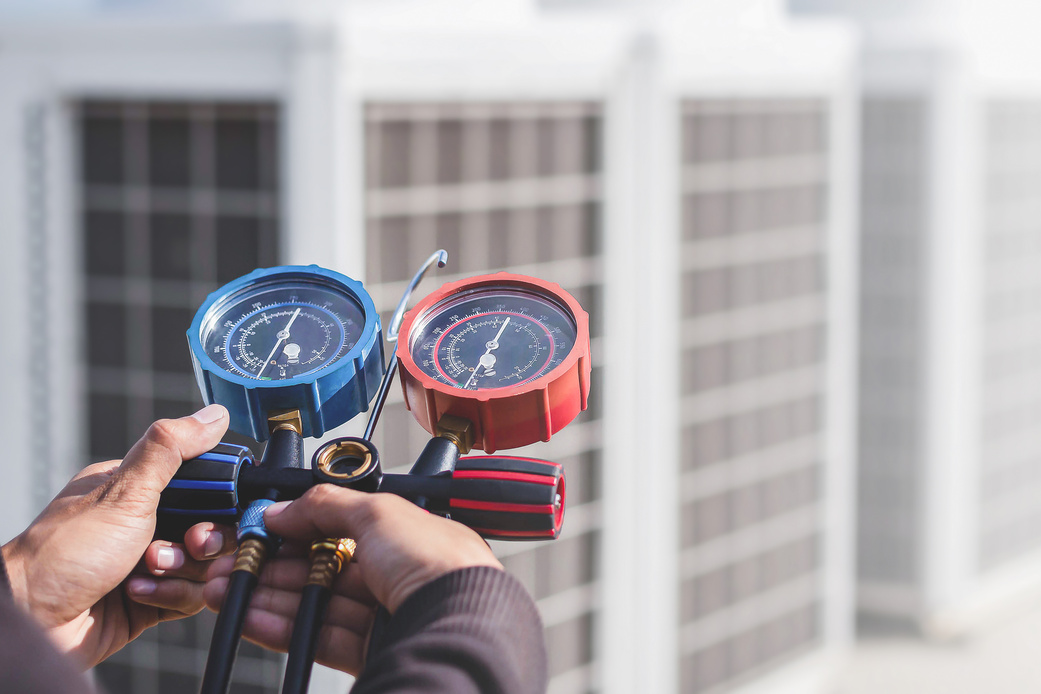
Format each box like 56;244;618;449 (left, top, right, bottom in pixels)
397;273;591;453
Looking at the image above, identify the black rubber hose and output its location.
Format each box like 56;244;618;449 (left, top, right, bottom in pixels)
200;569;259;694
199;427;298;694
281;584;333;694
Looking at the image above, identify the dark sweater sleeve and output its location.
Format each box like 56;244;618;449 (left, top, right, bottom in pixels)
353;566;547;694
0;549;97;694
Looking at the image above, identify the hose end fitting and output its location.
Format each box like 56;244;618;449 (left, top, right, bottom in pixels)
307;538;356;588
233;538;269;576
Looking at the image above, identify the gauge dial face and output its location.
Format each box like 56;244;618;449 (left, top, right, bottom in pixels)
409;288;577;391
199;279;366;381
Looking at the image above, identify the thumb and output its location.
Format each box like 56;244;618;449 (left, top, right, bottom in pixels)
264;485;381;542
116;404;230;495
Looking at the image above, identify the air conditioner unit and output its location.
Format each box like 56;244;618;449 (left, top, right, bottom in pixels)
0;2;855;692
791;0;1041;636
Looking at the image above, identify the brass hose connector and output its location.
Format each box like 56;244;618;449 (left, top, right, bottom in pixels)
306;538;356;589
233;538;270;577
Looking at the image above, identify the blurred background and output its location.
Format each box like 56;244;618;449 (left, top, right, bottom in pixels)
3;0;1041;692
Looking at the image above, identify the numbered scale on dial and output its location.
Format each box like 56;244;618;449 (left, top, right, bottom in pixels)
398;273;591;453
409;288;578;391
188;266;384;441
201;281;366;381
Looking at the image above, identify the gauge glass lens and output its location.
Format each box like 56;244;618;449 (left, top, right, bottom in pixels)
409;288;577;390
199;279;366;381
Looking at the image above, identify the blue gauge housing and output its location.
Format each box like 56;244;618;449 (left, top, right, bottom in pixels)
187;265;384;441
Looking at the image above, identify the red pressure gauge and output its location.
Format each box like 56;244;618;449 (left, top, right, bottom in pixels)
397;273;591;453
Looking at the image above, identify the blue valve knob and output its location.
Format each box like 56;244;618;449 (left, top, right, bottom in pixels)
156;443;254;540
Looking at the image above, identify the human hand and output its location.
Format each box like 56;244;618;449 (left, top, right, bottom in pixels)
1;404;238;668
203;485;503;674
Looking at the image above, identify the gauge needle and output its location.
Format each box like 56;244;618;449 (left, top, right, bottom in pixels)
257;308;301;378
463;317;510;389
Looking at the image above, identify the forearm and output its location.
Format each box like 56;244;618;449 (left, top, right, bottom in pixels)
355;566;548;694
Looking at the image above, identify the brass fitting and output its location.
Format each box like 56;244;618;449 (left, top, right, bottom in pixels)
314;440;375;482
233;538;269;577
435;414;475;455
307;538;357;589
267;409;303;436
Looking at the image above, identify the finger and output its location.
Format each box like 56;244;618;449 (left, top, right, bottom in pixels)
331;563;378;606
202;542;335;579
250;584;376;636
115;404;230;497
263;485;372;540
239;607;367;674
184;523;238;561
143;541;213;581
204;574;230;612
205;574;296;614
206;556;375;605
273;541;314;559
265;485;419;543
205;556;310;588
313;619;369;674
206;555;237;582
126;576;206;616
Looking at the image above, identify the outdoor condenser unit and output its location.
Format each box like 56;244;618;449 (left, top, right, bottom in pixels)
792;0;1041;635
0;1;855;692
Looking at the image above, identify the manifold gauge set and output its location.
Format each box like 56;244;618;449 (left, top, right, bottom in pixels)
156;253;591;694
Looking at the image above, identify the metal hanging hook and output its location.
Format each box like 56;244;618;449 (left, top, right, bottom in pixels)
387;249;449;343
363;249;448;440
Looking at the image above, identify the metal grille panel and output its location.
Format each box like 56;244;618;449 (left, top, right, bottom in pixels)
363;101;604;694
979;101;1041;570
79;100;282;694
856;97;928;586
678;99;828;692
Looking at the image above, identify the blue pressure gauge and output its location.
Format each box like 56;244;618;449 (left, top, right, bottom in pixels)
187;266;384;440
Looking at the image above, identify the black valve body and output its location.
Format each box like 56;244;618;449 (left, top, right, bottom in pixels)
158;439;565;542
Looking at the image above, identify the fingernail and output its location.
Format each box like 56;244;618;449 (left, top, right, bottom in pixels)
202;531;224;558
156;546;185;572
128;577;157;596
192;404;226;424
265;501;290;520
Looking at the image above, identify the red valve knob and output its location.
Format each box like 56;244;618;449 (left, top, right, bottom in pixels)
448;456;565;540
